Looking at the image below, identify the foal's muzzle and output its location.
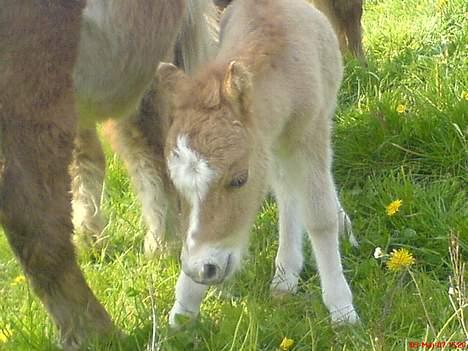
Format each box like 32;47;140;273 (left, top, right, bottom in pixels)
183;254;232;285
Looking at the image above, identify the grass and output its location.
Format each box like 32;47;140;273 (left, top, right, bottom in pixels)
1;0;467;349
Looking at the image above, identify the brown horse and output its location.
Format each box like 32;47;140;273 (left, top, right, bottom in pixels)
156;0;359;327
0;0;216;349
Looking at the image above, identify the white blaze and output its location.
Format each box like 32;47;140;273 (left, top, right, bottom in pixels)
167;135;216;248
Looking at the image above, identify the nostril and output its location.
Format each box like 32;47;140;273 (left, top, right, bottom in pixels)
201;263;218;281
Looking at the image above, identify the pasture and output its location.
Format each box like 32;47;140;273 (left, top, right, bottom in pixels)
0;0;466;349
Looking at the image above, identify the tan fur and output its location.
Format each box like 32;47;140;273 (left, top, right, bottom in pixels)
160;0;358;324
160;0;341;260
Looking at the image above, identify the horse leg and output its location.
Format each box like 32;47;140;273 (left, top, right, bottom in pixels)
0;121;114;349
0;2;114;348
71;126;107;248
104;106;177;255
294;146;358;324
270;162;304;295
341;0;366;61
168;271;208;328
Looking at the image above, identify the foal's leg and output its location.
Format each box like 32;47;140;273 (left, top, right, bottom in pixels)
270;171;304;295
295;152;358;323
71;126;107;247
168;271;208;328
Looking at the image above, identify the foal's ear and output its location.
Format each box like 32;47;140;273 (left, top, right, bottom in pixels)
222;61;252;111
157;62;187;97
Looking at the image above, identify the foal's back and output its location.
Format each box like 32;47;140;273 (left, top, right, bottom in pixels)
219;0;343;137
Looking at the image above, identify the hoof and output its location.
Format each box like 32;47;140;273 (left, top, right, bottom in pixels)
330;306;360;325
270;272;299;298
73;214;107;251
168;302;198;330
144;232;179;258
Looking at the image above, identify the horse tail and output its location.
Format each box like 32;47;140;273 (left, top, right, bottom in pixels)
174;0;219;75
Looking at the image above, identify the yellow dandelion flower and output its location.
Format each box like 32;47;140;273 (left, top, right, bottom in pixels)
0;326;11;344
386;248;415;272
396;104;407;114
462;91;468;101
279;337;294;351
386;199;402;216
437;0;447;9
11;275;26;286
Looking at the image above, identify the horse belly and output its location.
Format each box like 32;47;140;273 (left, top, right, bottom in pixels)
73;0;186;125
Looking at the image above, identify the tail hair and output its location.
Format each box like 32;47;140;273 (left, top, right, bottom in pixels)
174;0;219;75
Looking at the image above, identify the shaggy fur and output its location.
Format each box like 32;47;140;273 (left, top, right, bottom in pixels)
158;0;358;327
0;2;113;350
71;0;217;253
0;0;217;349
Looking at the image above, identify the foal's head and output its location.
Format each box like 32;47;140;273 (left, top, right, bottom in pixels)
158;61;267;285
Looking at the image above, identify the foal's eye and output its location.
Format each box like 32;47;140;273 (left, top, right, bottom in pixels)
229;170;248;188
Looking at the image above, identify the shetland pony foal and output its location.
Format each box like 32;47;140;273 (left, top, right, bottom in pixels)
158;0;359;326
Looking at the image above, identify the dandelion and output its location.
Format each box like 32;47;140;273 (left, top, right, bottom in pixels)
396;104;407;114
373;247;384;259
279;337;294;351
462;91;468;101
11;275;26;286
0;326;11;344
437;0;447;9
386;199;402;216
386;248;415;272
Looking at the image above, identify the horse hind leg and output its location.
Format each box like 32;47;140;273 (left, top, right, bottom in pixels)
71;126;107;248
103;96;178;256
333;0;366;61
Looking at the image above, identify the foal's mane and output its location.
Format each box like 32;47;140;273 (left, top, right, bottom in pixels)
173;0;287;111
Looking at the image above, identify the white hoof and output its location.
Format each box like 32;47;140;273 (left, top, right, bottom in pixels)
270;271;299;297
330;305;360;325
144;231;165;256
168;301;199;329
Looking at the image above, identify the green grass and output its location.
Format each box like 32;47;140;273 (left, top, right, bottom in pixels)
1;0;467;349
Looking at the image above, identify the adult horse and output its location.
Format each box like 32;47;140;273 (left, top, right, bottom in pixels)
0;1;216;349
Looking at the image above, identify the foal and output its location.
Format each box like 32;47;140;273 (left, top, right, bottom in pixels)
157;0;359;326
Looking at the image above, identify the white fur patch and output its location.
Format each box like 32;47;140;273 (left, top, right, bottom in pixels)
167;135;216;247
